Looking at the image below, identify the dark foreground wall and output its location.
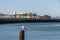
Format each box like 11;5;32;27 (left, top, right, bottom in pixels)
0;18;60;24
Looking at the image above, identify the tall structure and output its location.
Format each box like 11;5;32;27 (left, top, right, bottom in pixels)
13;11;16;18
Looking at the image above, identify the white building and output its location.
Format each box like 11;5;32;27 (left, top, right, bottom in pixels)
10;12;37;19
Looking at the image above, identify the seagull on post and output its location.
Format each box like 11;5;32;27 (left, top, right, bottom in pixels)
22;25;26;30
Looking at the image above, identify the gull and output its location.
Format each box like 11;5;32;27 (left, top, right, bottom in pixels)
22;25;26;30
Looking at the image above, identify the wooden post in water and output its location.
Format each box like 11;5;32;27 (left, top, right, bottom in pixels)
19;26;26;40
19;30;25;40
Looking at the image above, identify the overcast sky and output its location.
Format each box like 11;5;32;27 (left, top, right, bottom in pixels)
0;0;60;17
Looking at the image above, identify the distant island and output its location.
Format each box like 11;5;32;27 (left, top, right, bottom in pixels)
0;12;60;24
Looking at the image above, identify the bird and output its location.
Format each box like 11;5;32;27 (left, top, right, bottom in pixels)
22;25;26;30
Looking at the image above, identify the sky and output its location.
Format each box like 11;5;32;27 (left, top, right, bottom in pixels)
0;0;60;17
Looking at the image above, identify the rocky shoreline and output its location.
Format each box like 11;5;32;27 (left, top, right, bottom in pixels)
0;18;60;24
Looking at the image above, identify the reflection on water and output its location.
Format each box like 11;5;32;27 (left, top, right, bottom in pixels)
0;23;60;40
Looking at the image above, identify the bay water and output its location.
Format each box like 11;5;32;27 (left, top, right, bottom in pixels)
0;23;60;40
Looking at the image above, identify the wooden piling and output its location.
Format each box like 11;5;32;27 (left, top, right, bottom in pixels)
19;30;25;40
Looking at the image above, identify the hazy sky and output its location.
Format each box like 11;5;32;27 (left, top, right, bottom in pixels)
0;0;60;17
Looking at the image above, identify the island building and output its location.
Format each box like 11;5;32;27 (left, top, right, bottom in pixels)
10;12;39;19
0;12;51;19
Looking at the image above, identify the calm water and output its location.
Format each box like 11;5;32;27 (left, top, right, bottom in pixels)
0;23;60;40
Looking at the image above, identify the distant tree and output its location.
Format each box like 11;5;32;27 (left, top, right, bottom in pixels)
33;13;37;16
29;12;32;16
44;15;51;19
